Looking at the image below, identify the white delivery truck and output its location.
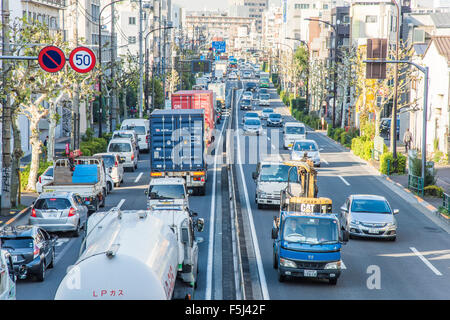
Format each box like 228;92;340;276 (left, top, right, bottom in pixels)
54;206;205;300
0;249;16;300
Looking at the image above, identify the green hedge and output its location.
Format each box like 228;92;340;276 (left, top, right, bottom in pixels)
380;152;406;175
20;160;53;191
424;185;444;197
351;136;374;161
79;132;109;156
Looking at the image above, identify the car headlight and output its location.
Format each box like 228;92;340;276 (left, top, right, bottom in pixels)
280;258;297;268
386;222;396;229
350;219;360;225
324;261;341;270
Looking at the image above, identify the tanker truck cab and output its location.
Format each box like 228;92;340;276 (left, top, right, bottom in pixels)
145;178;189;210
272;199;349;285
0;249;16;300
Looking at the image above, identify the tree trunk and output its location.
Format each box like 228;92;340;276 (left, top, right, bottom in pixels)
10;113;23;207
48;101;57;162
375;109;382;138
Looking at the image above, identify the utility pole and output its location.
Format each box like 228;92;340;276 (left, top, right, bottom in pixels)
390;0;400;160
138;0;144;118
162;19;166;102
71;0;80;149
1;0;11;210
111;0;117;129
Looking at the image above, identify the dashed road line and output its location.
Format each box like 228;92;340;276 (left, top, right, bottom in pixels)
338;175;350;186
134;172;143;183
117;199;126;209
410;247;442;276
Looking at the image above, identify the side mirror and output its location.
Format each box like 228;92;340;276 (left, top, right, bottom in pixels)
393;209;399;215
144;190;148;195
271;216;279;239
340;206;348;212
252;172;258;180
196;218;205;232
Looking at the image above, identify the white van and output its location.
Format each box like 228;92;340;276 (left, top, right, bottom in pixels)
0;249;16;300
107;138;138;171
283;122;306;150
120;119;150;152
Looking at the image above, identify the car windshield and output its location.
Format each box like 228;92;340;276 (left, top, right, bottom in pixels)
247;83;256;87
34;198;71;210
245;119;261;126
241;99;251;105
293;141;317;151
0;238;34;250
122;125;146;135
148;185;185;200
282;217;339;244
260;89;268;93
263;109;273;113
102;155;116;168
269;114;281;119
286;126;305;135
351;199;391;214
109;143;131;153
45;167;54;177
260;94;270;99
245;113;259;118
113;133;133;139
259;164;298;182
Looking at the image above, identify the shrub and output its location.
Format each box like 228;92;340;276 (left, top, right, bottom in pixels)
410;156;436;186
340;131;351;147
333;128;344;141
20;160;53;191
380;152;407;175
424;185;444;198
327;126;334;138
362;140;374;160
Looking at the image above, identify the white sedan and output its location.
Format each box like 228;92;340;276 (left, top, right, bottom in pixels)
291;139;321;167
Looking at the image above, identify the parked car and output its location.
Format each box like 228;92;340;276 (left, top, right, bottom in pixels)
339;195;398;241
29;192;88;236
242;111;260;124
240;98;253;110
267;113;283;127
243;118;263;135
261;108;274;120
0;225;56;282
120;118;150;153
36;166;54;194
290;139;321;167
93;153;124;187
380;117;400;140
107;138;138;171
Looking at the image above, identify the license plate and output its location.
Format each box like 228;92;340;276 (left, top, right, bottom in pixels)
304;270;317;277
368;228;379;234
47;212;59;218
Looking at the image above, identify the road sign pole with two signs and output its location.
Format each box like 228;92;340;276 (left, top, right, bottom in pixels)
37;46;96;74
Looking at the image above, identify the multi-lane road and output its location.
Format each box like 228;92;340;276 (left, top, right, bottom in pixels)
10;78;450;300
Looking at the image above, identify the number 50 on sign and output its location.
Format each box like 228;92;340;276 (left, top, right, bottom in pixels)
69;47;96;73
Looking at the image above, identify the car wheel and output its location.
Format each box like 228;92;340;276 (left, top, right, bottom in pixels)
273;252;278;269
99;192;106;208
389;236;397;241
108;182;112;193
36;261;46;282
115;182;120;188
48;250;55;269
278;270;285;282
257;203;264;209
329;278;338;285
72;221;81;237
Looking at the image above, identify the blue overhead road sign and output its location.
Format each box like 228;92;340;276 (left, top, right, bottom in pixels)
212;41;226;53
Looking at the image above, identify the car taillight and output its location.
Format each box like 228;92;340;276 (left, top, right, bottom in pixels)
131;154;135;160
146;135;149;143
115;161;118;166
31;208;36;217
39;176;41;183
33;244;39;258
68;207;76;217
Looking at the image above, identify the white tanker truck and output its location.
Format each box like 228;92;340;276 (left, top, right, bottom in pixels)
54;206;204;300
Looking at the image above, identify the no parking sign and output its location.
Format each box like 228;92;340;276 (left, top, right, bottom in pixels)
69;47;96;73
38;46;66;72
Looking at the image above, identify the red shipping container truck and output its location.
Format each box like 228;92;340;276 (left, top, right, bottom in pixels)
171;90;216;143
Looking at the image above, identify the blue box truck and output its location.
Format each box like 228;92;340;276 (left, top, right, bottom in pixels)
149;109;207;195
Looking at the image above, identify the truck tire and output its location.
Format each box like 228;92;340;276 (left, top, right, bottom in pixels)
273;253;278;269
329;278;338;285
257;203;264;210
277;270;285;282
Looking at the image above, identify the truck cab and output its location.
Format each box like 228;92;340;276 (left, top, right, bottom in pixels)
145;178;190;210
272;198;348;285
0;249;16;300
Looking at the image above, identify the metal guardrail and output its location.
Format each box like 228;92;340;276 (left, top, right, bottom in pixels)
408;174;424;197
443;193;450;212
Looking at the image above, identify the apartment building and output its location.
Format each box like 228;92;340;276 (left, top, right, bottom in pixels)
228;0;268;33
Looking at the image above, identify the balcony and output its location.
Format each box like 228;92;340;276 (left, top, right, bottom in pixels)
24;0;66;9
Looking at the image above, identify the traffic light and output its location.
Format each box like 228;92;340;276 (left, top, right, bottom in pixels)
366;38;387;79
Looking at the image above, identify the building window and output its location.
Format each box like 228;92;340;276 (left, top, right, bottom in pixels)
91;4;100;23
365;15;377;23
129;36;136;44
323;4;328;9
129;17;136;25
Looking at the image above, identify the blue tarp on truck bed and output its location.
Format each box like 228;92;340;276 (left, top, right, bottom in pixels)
72;165;99;184
150;109;206;172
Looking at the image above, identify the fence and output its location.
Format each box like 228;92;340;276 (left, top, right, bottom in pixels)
408;174;424;197
443;192;450;212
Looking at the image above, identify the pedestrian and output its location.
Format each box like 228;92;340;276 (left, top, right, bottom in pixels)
403;128;412;154
43;136;48;147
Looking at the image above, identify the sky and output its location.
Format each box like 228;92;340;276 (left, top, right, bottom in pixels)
173;0;281;11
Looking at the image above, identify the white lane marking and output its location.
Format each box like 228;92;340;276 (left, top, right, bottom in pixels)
322;158;329;165
206;107;227;300
55;238;70;247
235;90;270;300
410;247;443;276
54;237;77;265
117;199;126;209
338;176;350;186
134;172;143;183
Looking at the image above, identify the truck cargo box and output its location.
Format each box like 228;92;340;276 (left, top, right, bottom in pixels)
150;109;206;172
72;165;99;184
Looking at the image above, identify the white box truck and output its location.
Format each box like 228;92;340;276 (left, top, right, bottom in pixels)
54;207;204;300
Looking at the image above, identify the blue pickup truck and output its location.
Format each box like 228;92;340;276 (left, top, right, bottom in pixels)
272;202;348;285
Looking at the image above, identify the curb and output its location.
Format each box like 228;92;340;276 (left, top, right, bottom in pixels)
316;130;450;226
0;206;31;228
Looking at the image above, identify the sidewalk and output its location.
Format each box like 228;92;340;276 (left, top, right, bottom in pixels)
0;191;37;227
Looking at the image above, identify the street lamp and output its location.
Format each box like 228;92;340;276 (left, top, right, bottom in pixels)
305;17;339;128
97;0;124;138
144;26;174;113
286;37;310;112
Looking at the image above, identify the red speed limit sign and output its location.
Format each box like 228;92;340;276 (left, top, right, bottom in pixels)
69;47;96;73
